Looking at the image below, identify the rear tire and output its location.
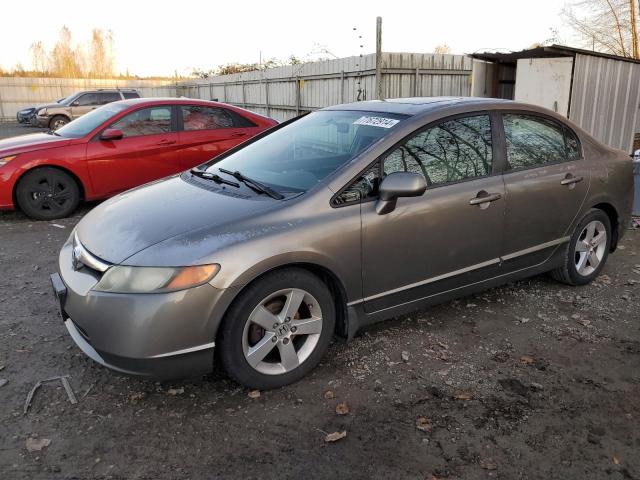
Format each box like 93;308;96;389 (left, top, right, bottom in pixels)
218;268;335;389
49;115;69;130
550;209;611;286
15;167;80;220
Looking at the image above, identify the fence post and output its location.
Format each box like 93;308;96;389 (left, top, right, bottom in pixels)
340;70;345;104
223;83;227;103
414;68;420;97
0;87;5;120
265;79;270;117
295;77;300;115
209;83;214;101
242;80;246;108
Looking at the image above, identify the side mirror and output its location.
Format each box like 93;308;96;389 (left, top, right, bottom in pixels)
100;128;124;141
376;172;427;215
71;100;80;107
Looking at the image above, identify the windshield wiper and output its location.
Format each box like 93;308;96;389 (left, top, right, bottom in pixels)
46;130;61;136
190;168;240;187
218;168;284;200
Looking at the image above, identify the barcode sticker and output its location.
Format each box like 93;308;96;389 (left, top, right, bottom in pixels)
353;116;400;128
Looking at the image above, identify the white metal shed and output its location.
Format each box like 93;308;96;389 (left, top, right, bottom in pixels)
470;45;640;153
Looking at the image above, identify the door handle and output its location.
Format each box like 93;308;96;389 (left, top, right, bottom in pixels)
469;192;502;206
231;132;247;138
156;139;177;146
560;174;583;186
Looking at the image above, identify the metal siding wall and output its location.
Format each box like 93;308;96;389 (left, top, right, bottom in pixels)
0;77;178;120
177;52;472;122
569;54;640;152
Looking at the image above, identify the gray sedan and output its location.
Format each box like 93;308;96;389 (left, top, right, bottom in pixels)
51;97;634;389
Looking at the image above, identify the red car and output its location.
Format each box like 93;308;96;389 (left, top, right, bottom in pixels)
0;98;277;219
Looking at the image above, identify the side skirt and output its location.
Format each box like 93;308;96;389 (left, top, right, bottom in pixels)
345;249;565;340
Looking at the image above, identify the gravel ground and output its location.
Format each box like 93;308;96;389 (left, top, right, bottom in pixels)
0;123;639;479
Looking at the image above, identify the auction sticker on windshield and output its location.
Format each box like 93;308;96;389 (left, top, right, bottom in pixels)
353;116;400;128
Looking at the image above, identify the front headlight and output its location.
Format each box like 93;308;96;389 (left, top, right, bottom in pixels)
36;108;47;116
0;155;17;167
93;264;220;294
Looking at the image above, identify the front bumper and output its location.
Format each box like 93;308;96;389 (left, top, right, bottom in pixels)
52;241;237;379
17;111;34;123
31;115;49;128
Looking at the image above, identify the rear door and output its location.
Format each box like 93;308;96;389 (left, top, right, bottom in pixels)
498;112;589;270
353;113;506;313
85;105;181;196
177;105;260;169
97;91;122;106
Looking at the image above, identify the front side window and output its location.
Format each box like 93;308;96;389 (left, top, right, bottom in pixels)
333;162;381;205
75;93;98;106
202;110;406;193
383;114;493;186
111;107;172;137
503;114;569;169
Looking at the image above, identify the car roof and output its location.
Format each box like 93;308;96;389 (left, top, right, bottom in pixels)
324;96;514;115
113;97;247;108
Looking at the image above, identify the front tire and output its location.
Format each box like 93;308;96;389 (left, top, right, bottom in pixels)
550;209;611;286
15;167;80;220
218;268;335;389
49;115;69;130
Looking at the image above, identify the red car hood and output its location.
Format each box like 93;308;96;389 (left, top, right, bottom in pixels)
0;133;73;155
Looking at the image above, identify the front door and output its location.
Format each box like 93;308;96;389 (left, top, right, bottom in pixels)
86;105;181;196
70;93;100;119
498;113;590;270
358;113;505;313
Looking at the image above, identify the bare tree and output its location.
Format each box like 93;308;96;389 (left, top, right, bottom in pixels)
50;26;83;78
88;29;115;78
29;41;48;74
563;0;640;58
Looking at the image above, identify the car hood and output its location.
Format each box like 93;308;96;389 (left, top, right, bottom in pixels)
0;133;72;156
76;175;281;265
35;102;64;110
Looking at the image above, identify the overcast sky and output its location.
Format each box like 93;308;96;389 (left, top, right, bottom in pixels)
2;0;569;76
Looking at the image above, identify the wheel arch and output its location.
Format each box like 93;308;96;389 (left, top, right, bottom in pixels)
591;202;619;251
48;114;71;127
13;164;86;208
218;262;351;340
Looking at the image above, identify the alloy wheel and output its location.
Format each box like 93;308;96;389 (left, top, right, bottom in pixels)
25;172;74;215
242;288;323;375
574;220;607;276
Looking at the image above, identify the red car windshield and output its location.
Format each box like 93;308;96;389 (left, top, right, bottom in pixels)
55;103;129;138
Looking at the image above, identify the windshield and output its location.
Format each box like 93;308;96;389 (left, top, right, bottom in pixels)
203;110;406;192
59;93;78;106
55;103;129;138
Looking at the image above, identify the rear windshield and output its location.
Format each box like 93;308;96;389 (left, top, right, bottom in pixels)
55;103;129;138
202;110;407;192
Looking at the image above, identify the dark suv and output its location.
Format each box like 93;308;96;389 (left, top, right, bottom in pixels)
31;89;140;129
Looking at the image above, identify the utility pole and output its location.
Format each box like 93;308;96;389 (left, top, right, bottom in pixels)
631;0;639;59
375;16;383;100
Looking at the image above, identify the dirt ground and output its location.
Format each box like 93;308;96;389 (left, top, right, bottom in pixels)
0;123;639;479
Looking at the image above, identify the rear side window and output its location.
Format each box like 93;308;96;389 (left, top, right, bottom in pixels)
111;106;172;137
383;114;493;187
181;106;256;130
503;114;579;169
99;92;121;104
565;126;582;160
122;91;140;99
